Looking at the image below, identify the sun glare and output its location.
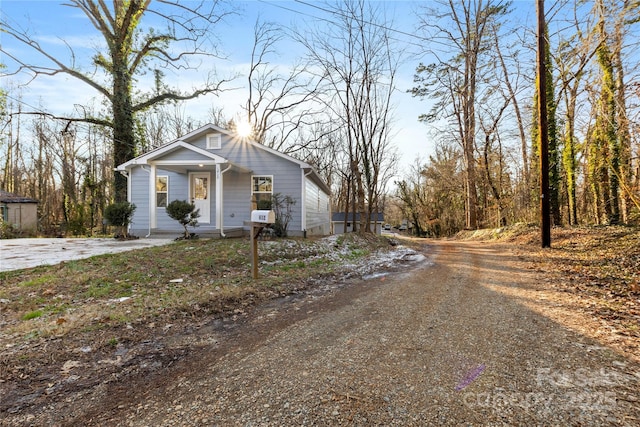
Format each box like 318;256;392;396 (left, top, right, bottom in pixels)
236;121;253;138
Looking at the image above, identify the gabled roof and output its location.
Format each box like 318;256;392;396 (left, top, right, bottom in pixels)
332;212;384;222
177;123;228;141
182;124;331;194
178;123;314;169
0;190;38;204
116;141;231;170
116;124;331;195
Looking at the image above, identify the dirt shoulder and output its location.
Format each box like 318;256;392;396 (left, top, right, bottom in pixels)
3;239;638;426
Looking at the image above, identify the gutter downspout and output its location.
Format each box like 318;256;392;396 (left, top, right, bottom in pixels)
302;168;313;236
216;164;232;238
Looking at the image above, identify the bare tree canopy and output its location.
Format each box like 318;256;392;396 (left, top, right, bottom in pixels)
411;0;511;230
1;0;233;201
298;0;400;233
242;18;324;152
1;0;639;238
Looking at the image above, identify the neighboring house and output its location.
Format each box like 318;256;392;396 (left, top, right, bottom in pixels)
116;124;331;238
331;212;384;235
0;190;39;233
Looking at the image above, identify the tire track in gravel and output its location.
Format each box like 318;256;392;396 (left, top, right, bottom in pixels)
73;241;640;426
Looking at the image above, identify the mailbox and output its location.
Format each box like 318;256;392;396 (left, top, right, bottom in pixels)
251;210;275;224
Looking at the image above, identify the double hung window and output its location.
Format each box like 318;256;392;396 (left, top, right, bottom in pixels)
252;176;273;207
156;176;168;207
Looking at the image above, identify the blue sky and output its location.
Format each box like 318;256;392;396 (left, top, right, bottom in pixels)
1;0;538;174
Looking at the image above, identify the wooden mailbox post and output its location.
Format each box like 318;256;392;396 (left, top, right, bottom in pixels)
250;210;276;279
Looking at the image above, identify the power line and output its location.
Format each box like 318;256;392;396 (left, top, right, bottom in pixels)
293;0;429;43
257;0;450;53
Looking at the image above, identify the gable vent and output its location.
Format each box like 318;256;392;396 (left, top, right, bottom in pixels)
206;133;221;149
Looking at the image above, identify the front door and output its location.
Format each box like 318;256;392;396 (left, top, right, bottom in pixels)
190;172;210;223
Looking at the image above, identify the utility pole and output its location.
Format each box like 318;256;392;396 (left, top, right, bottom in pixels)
537;0;551;248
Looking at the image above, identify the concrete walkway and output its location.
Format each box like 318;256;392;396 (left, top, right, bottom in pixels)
0;238;174;272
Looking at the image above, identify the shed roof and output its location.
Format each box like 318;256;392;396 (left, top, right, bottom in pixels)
0;190;38;204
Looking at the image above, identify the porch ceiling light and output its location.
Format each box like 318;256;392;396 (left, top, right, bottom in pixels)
198;164;204;167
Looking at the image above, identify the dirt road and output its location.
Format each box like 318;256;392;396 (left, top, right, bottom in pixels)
4;241;639;426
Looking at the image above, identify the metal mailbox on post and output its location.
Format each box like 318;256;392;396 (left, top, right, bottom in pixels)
251;210;275;224
250;210;275;279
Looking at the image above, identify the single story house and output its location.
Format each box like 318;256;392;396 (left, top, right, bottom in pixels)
116;124;331;238
0;190;39;232
331;212;384;235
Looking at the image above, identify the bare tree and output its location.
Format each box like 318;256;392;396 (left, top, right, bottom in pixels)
1;0;233;201
139;101;204;151
297;0;399;233
477;88;511;227
397;147;466;236
243;19;323;152
396;158;430;236
491;27;532;216
412;0;510;229
553;4;597;225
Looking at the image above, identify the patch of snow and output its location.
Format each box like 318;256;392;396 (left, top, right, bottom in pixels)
363;272;389;281
0;238;174;272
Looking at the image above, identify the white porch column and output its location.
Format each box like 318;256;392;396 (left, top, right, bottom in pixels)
216;163;223;233
150;164;157;228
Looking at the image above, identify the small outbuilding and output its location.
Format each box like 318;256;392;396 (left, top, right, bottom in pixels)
332;212;385;235
0;190;39;233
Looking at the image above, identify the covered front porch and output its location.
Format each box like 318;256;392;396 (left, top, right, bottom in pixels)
117;141;253;238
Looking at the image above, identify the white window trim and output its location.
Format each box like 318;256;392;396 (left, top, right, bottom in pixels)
206;133;221;149
156;175;169;208
252;175;274;196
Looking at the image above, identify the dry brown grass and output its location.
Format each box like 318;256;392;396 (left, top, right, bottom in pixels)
457;224;640;356
0;234;394;348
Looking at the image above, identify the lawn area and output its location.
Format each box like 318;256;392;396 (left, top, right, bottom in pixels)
0;234;398;348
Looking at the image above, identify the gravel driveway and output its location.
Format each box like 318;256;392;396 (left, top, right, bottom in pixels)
55;240;638;426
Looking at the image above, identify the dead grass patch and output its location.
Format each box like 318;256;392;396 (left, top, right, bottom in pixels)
0;234;397;348
456;224;640;358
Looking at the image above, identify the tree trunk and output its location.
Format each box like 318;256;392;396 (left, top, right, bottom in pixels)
494;33;529;210
112;59;136;202
464;33;478;230
596;29;620;224
613;20;632;223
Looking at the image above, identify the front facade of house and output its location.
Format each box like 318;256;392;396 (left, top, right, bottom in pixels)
0;190;39;233
116;124;331;238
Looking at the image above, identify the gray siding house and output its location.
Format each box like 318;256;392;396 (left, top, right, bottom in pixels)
116;124;331;238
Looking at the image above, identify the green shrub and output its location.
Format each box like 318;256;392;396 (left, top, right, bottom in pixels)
104;202;136;238
256;199;272;210
166;200;200;239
